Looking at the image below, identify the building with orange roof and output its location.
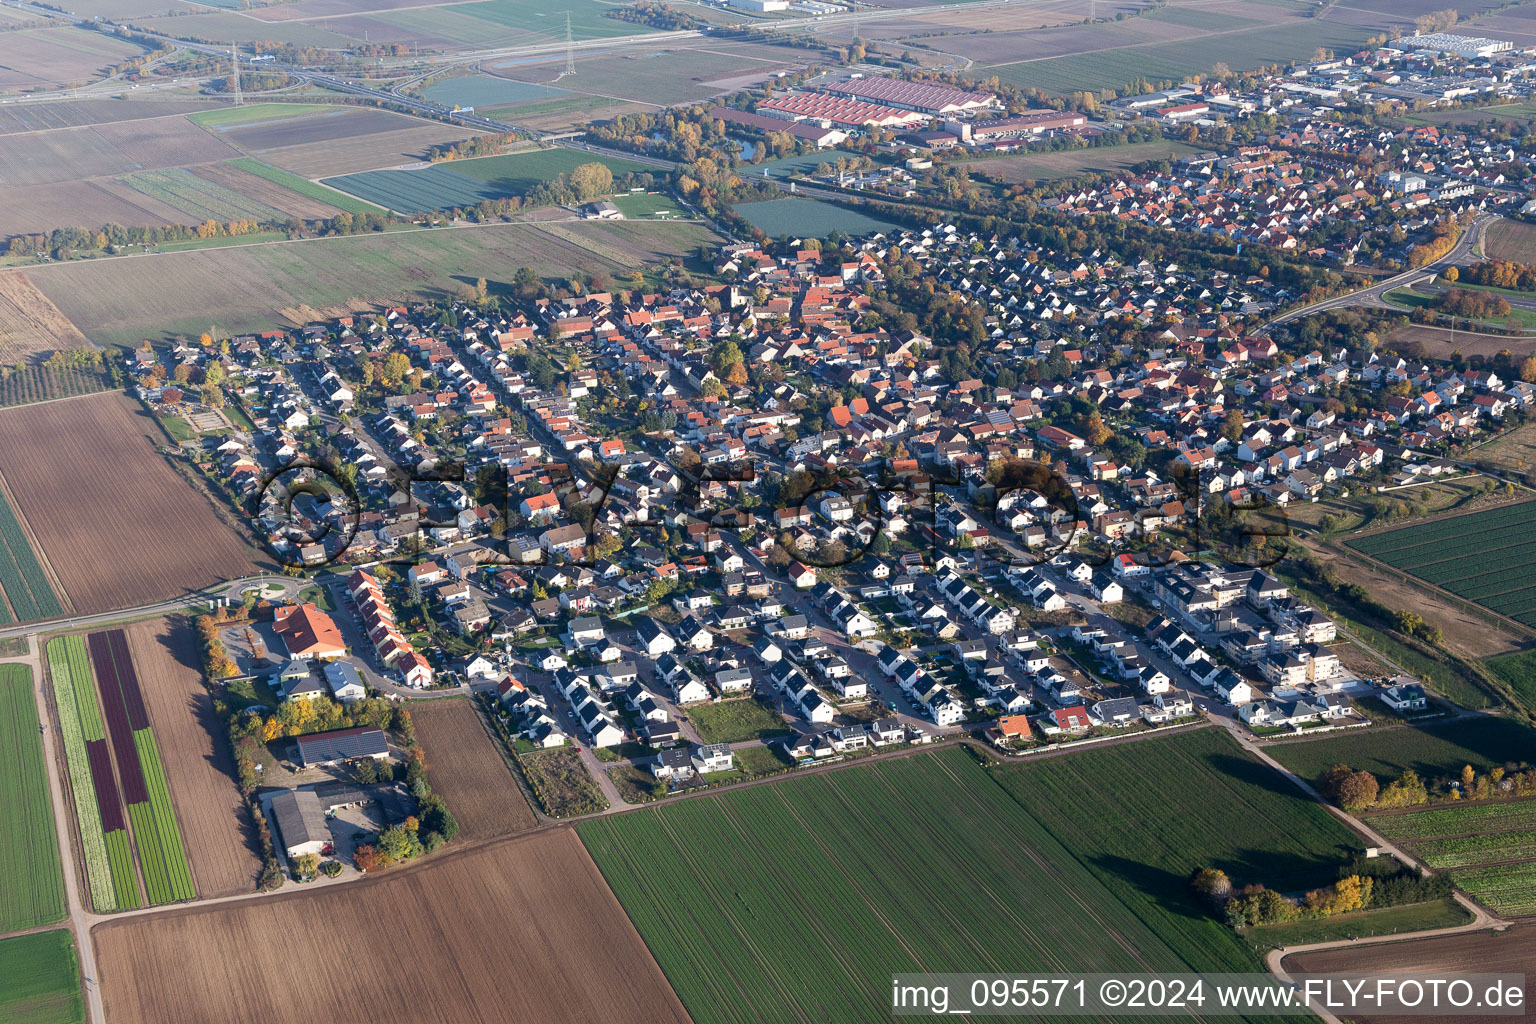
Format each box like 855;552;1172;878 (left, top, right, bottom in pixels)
272;602;347;661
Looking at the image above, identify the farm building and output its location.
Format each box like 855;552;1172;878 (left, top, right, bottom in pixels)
270;790;329;859
295;726;389;768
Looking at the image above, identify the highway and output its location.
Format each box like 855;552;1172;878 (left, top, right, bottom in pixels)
1259;213;1496;332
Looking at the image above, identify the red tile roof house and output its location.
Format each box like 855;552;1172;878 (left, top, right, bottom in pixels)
272;603;347;661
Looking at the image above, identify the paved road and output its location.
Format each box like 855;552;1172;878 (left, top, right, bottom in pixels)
1260;214;1496;332
0;576;303;643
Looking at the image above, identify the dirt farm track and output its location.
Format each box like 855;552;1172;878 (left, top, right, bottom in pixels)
92;828;692;1024
0;391;269;615
1283;926;1533;1024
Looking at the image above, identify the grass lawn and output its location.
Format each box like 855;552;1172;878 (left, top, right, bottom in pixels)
579;746;1240;1024
686;698;789;744
734;743;791;775
610;192;688;219
1267;716;1536;784
323;148;653;214
1241;898;1470;949
0;665;67;933
0;930;83;1024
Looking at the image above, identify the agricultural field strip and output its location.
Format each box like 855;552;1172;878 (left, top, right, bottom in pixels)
44;636;122;912
1366;799;1536;840
988;728;1357;977
0;665;67;933
0;490;63;624
1365;798;1536;870
0;365;112;410
1412;830;1536;869
224;157;381;215
322;150;651;214
0;929;84;1024
580;747;1256;1024
88;629;194;904
1450;861;1536;916
1350;501;1536;557
121;169;285;224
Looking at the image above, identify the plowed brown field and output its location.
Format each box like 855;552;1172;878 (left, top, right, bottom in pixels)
93;828;692;1024
0;391;267;613
0;271;89;363
412;698;536;840
124;616;262;898
1283;928;1533;1024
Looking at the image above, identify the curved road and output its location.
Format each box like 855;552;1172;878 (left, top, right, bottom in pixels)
1260;213;1496;332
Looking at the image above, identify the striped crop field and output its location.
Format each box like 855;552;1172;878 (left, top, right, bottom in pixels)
0;664;66;932
578;732;1328;1024
0;488;63;624
1365;796;1536;913
321;149;651;214
89;630;194;904
46;636;136;911
1347;501;1536;626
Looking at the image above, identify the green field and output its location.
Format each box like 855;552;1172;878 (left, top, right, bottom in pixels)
1369;798;1536;842
1453;861;1536;916
685;698;788;744
1347;502;1536;627
1269;717;1536;784
187;102;336;127
1364;796;1536;911
734;197;899;239
226;157;386;216
0;491;63;624
0;665;66;933
754;149;868;177
443;0;647;40
1485;648;1536;709
131;727;195;904
989;728;1360;974
975;19;1372;94
580;730;1352;1023
1413;829;1536;869
323;148;653;214
0;931;84;1024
